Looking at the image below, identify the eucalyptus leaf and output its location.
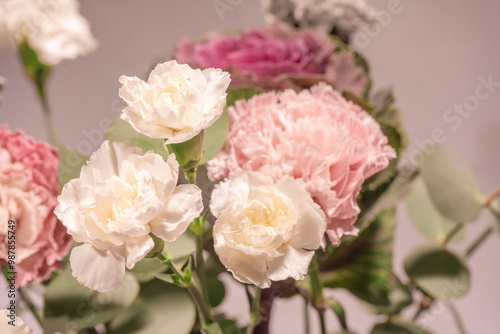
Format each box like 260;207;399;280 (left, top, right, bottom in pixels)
407;177;464;243
58;144;89;191
105;116;169;160
405;245;470;300
371;320;431;334
108;280;196;334
420;146;483;222
201;87;262;164
320;209;395;307
44;267;139;333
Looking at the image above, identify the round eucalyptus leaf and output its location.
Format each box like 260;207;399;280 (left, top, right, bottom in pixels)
407;177;464;243
405;245;470;300
420;146;483;222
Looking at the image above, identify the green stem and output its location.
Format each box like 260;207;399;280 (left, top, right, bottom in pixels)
412;296;433;321
304;297;310;334
18;287;43;328
446;302;469;334
246;287;262;334
309;256;327;334
463;227;493;258
40;95;58;146
441;222;464;246
196;233;209;304
157;251;213;326
318;310;327;334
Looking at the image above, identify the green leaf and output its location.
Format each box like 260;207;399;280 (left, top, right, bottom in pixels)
363;275;412;315
405;245;470;300
204;322;225;334
207;276;225;308
163;232;196;267
58;144;89;191
371;320;431;334
407;177;464;243
44;266;140;333
18;39;51;98
320;209;395;307
130;232;196;282
201;87;262;164
420;146;483;222
105;117;169;160
108;280;196;334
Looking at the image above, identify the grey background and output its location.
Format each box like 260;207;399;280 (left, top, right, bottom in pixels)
1;0;499;333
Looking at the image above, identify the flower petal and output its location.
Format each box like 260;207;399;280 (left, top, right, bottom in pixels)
70;244;125;292
266;246;314;282
150;184;203;242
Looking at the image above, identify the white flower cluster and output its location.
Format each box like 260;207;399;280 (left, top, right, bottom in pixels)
262;0;381;40
0;0;97;65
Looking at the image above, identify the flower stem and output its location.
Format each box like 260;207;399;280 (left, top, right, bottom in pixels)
157;251;213;327
18;287;43;328
304;297;310;334
446;302;469;334
40;95;58;146
253;286;275;334
309;256;327;334
463;227;493;258
246;286;262;334
196;233;209;304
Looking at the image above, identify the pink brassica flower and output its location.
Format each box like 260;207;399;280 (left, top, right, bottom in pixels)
175;23;368;95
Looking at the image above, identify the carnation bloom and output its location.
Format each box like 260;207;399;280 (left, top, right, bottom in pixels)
262;0;381;42
174;23;367;95
55;141;203;292
0;309;33;334
0;0;97;66
208;84;395;244
210;171;326;288
119;60;231;144
0;126;71;286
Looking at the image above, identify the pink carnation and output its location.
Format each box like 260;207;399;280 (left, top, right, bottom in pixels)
207;84;395;244
0;126;72;286
175;23;367;95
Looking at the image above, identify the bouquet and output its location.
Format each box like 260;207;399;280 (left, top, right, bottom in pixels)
1;1;498;333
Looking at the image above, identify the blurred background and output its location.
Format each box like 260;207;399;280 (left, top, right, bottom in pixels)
1;0;499;333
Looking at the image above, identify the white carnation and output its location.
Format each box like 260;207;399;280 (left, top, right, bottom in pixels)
119;60;231;144
0;0;97;66
210;172;326;288
55;141;203;292
0;310;33;334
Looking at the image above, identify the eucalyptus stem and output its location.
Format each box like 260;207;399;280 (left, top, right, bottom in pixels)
18;287;43;328
484;187;500;206
446;302;469;334
318;310;327;334
463;227;493;258
156;251;213;326
441;222;464;246
40;95;58;146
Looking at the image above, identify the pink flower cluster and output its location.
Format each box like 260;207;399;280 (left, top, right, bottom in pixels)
0;126;71;286
175;23;368;95
207;84;395;244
